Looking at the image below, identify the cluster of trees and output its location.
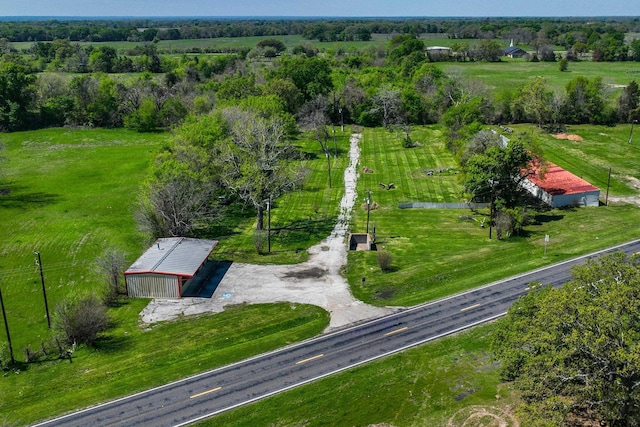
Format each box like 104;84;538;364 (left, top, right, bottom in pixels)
3;30;640;134
493;252;640;426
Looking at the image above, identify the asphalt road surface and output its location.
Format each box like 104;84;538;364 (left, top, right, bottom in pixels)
34;239;640;427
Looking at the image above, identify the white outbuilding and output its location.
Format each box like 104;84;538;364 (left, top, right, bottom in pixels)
521;162;600;207
125;237;218;298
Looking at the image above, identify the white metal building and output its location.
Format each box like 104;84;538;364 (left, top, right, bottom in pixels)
522;162;600;207
125;237;218;298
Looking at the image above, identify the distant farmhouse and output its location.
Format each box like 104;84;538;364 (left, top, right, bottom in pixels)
425;46;452;61
521;161;600;207
503;40;527;58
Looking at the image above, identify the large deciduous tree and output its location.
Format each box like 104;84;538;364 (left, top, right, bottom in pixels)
219;107;308;230
269;56;333;102
462;135;537;238
492;252;640;426
0;62;36;131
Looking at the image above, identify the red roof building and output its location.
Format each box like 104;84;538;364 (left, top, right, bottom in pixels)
521;162;600;207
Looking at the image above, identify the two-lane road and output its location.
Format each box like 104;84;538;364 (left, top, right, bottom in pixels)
35;239;640;427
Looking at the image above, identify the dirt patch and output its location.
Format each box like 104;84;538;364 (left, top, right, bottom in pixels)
282;267;326;279
447;405;519;427
606;175;640;207
554;133;584;141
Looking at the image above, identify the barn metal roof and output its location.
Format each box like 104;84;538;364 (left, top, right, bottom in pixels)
525;162;599;196
125;237;218;277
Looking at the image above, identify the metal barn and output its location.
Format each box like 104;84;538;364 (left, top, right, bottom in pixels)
522;162;600;208
125;237;218;298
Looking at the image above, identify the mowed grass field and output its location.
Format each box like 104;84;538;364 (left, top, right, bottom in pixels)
443;59;640;93
347;125;640;307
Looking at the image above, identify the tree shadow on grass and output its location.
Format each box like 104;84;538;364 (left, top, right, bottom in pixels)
272;216;337;245
92;334;132;354
0;184;61;210
532;212;566;225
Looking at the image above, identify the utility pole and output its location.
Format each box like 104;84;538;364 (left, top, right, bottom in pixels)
266;198;271;253
605;167;612;206
33;251;51;328
629;120;637;144
0;287;15;365
488;179;497;240
365;190;373;234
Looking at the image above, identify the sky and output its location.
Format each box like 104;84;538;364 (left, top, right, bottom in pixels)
2;0;640;18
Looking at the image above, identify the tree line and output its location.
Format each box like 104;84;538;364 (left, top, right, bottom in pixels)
2;33;640;134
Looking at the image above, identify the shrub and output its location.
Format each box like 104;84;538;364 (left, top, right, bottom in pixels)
53;294;109;347
253;231;268;254
376;250;393;272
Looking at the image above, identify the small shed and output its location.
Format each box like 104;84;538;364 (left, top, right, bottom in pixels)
521;162;600;207
125;237;218;298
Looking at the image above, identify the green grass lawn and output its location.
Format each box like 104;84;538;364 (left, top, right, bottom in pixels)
0;128;168;353
442;59;640;93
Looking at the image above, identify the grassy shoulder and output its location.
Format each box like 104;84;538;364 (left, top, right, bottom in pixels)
196;323;520;427
1;301;329;426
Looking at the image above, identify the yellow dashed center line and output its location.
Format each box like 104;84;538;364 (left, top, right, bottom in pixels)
460;303;481;312
190;387;222;399
384;326;408;336
296;354;324;365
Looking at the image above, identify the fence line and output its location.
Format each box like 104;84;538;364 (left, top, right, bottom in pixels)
398;202;490;209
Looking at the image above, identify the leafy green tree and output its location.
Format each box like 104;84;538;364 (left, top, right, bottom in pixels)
256;38;286;53
617;80;640;122
0;62;36;131
514;76;553;128
136;119;221;238
88;46;117;73
387;34;425;65
563;76;611;124
492;252;640;426
558;57;569;72
461;136;535;238
270;57;333;101
471;40;502;62
263;77;304;114
631;39;640;62
216;72;261;102
125;98;159;132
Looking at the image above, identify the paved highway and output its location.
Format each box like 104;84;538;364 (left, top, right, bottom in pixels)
34;239;640;427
